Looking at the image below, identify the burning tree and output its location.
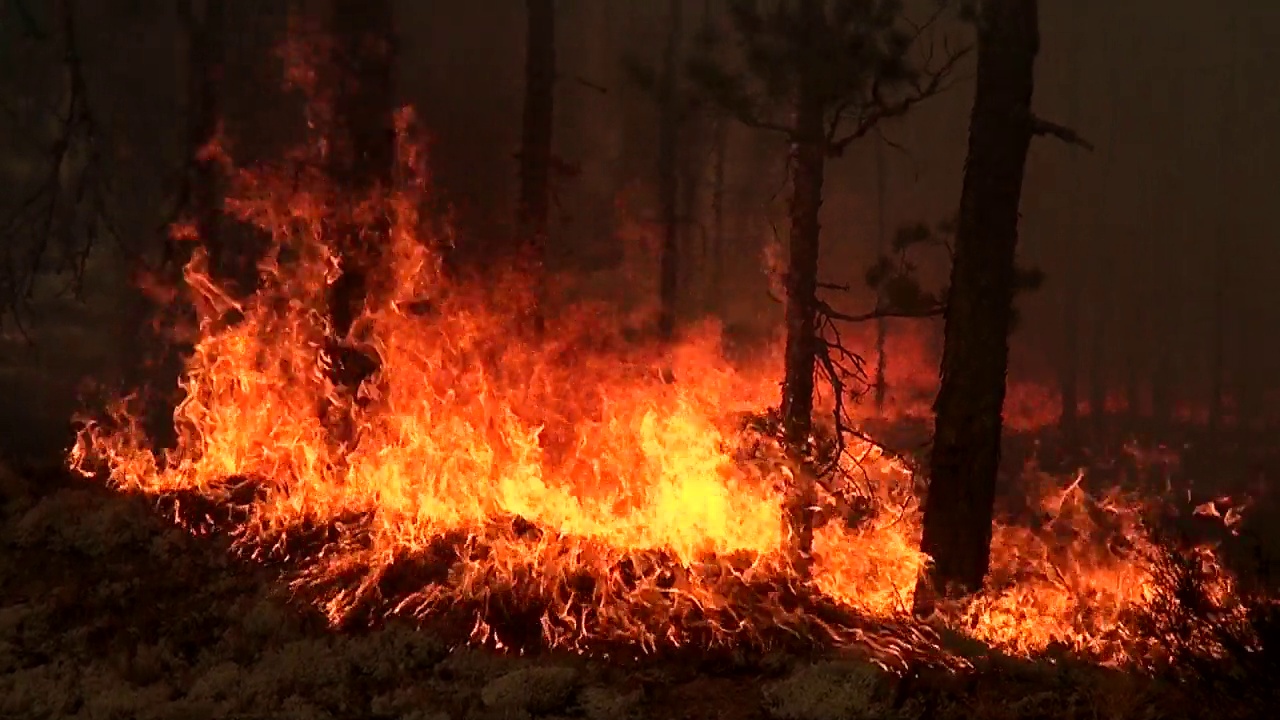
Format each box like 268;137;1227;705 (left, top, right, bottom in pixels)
914;0;1092;614
687;0;964;567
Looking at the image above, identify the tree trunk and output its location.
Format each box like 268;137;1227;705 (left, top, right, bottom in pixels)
327;0;395;393
180;0;224;277
873;135;888;412
148;0;225;449
914;0;1039;612
708;115;727;316
518;0;556;276
780;0;825;572
1209;14;1240;439
1057;5;1083;444
1090;41;1118;427
656;0;681;339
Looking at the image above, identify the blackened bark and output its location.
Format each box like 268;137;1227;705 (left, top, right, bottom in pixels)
914;0;1040;611
780;0;826;569
518;0;556;269
328;0;396;390
656;0;682;339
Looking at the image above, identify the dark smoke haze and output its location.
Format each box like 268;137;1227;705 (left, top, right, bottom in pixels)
1;0;1276;457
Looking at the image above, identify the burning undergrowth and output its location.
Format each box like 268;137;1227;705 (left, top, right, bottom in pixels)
64;51;1255;672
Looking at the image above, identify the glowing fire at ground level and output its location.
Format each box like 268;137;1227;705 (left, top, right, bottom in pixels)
67;104;1243;672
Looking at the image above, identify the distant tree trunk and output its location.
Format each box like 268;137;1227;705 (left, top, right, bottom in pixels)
656;0;682;339
148;0;225;448
1090;50;1118;427
677;123;704;316
1057;7;1083;444
780;0;825;572
872;136;888;412
915;0;1040;611
177;0;224;275
708;116;727;316
1208;15;1239;439
327;0;395;395
518;0;556;275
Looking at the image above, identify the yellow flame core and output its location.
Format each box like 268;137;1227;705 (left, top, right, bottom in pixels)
69;103;1238;667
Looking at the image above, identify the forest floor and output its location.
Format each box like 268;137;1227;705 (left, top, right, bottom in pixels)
0;429;1273;720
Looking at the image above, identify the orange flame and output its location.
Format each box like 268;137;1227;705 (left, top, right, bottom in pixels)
68;50;1242;669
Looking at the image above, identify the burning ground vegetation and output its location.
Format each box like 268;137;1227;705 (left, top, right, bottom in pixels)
3;86;1277;719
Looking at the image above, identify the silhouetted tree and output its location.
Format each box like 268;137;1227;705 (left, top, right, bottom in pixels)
518;0;556;277
914;0;1091;613
690;0;964;569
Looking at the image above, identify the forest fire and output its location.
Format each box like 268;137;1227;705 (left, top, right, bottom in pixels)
64;52;1240;670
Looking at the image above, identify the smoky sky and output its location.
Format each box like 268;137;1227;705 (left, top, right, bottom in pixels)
1;0;1278;456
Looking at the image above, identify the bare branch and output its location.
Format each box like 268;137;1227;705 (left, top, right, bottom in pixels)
1031;114;1095;151
816;298;945;324
828;43;971;157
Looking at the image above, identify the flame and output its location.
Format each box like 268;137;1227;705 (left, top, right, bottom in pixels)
67;48;1244;669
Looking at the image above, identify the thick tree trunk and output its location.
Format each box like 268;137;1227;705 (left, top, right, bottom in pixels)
656;0;681;339
518;0;555;272
780;0;826;570
914;0;1039;612
327;0;395;392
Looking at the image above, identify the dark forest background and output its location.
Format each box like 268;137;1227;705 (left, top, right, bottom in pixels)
1;0;1277;458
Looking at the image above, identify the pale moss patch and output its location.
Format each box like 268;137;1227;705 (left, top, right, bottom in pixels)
11;490;153;557
0;661;79;718
763;660;893;720
480;666;581;715
578;685;642;720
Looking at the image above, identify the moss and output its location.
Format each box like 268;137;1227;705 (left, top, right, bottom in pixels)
762;660;894;720
480;666;581;715
577;685;642;720
10;490;153;557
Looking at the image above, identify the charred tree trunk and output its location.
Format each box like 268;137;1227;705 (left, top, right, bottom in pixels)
873;136;888;412
327;0;396;394
780;0;825;572
656;0;682;339
914;0;1040;611
518;0;556;274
